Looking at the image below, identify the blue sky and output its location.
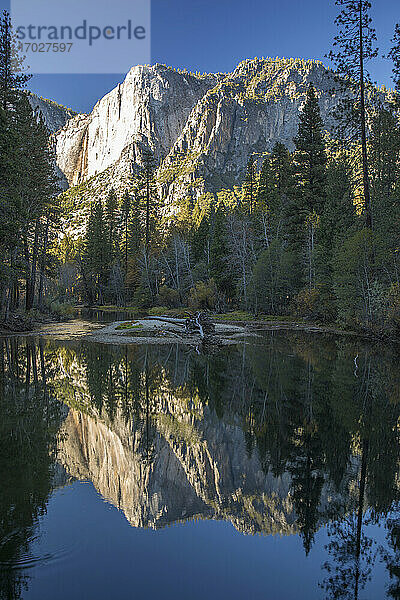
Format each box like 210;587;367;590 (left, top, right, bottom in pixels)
1;0;399;113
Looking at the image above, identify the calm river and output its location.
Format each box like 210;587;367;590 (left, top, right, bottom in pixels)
0;330;399;599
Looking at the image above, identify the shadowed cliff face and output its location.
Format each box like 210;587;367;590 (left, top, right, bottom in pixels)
52;58;345;205
28;94;76;133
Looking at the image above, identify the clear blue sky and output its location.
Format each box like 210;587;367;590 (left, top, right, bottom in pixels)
1;0;399;113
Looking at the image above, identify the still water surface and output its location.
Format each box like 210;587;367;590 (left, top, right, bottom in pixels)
1;330;400;599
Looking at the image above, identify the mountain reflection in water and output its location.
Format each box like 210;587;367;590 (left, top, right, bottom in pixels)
1;332;400;599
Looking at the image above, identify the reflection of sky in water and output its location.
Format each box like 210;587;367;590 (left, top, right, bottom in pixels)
1;333;400;599
21;481;388;600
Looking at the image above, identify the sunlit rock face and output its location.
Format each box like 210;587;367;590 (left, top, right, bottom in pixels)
52;58;343;205
58;404;296;535
54;65;219;187
160;60;339;201
59;409;210;529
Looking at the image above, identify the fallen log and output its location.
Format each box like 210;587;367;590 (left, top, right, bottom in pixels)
142;316;186;327
185;313;215;338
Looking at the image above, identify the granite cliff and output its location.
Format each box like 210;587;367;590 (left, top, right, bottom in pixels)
28;93;76;133
53;342;347;536
51;57;342;214
58;404;298;535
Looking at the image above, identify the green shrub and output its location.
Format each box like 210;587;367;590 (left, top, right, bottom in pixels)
294;286;335;321
157;285;180;308
132;285;152;309
250;242;296;315
189;279;218;310
49;301;76;317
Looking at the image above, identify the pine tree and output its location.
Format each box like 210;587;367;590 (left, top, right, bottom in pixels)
256;154;275;210
389;23;400;92
190;212;211;272
319;157;356;250
242;155;257;214
315;157;356;316
136;149;159;258
210;207;234;300
293;83;327;216
328;0;378;229
289;84;327;291
272;142;295;204
0;12;34;316
0;11;30;110
257;143;295;245
134;149;160;300
126;192;142;297
84;201;108;303
369;108;400;283
105;188;118;261
0;91;60;312
0;104;19;316
14;93;59;310
370;108;400;202
121;191;131;281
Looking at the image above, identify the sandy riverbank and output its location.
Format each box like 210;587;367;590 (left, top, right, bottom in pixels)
6;317;251;346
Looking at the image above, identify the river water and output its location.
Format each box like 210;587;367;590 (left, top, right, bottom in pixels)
0;329;399;599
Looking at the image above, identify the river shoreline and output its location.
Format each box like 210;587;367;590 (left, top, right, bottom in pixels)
0;313;389;347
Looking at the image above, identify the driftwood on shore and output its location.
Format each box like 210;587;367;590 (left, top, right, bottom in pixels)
21;315;248;347
144;313;216;340
185;313;216;338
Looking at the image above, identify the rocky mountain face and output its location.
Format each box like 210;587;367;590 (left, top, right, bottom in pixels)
29;93;76;133
52;58;341;212
55;65;219;188
58;404;298;535
57;388;345;536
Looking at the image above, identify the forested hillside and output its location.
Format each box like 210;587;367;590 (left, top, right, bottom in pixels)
1;5;400;337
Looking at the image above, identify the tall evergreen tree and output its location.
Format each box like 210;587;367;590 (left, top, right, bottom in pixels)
242;155;257;214
136;149;159;258
210;207;234;300
328;0;378;229
315;157;356;316
389;23;400;92
256;154;275;209
293;83;327;215
121;190;131;289
257;142;295;245
126;192;143;298
290;84;327;290
105;188;118;262
369;108;400;283
84;201;108;303
14;94;59;310
134;149;160;300
370;108;400;202
0;11;30;110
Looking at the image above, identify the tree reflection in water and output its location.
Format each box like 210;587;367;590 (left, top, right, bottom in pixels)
0;332;400;599
0;338;64;600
